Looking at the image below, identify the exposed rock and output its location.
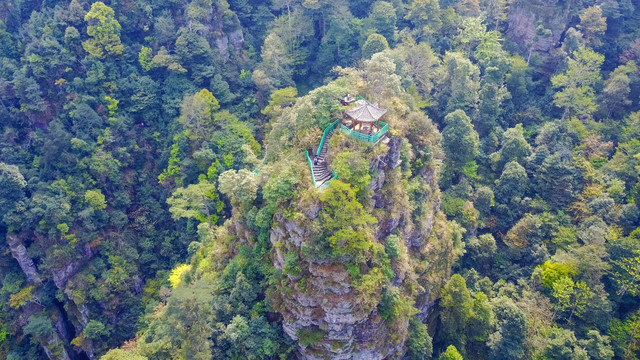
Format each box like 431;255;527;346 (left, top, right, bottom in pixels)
214;34;230;58
133;276;144;294
199;7;244;61
7;233;41;283
40;332;71;360
369;136;402;176
284;219;305;248
507;0;569;61
53;243;94;288
36;308;72;360
303;202;322;220
266;128;456;359
228;28;244;52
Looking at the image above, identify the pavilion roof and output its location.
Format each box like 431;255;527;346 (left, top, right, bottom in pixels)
345;100;388;123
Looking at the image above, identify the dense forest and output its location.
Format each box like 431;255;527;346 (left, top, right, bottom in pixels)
1;0;640;359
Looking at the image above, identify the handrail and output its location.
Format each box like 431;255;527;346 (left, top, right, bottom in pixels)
305;151;317;187
316;119;340;157
305;150;337;188
319;171;337;189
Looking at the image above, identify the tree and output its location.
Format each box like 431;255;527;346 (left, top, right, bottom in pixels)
438;52;481;115
23;313;54;337
456;17;486;57
551;277;593;321
466;292;494;357
438;345;463;360
0;162;26;225
167;179;218;230
613;251;640;297
218;169;258;209
224;315;250;345
579;330;614;360
101;349;148;360
534;151;583;210
179;89;221;142
261;87;298;117
12;68;47;114
188;0;214;22
317;180;376;261
577;6;607;47
209;74;235;106
401;41;440;97
85;189;107;210
490;124;532;171
406;318;433;360
467;234;497;271
330;149;371;195
473;186;494;219
481;0;510;30
83;320;108;340
163;281;215;360
7;286;35;309
440;274;473;352
599;61;637;118
538;260;577;289
82;2;124;58
364;1;397;46
540;327;586;360
362;33;389;59
405;0;442;39
314;3;359;73
488;297;526;360
138;46;154;71
552;46;604;119
364;52;403;103
476;80;509;136
442;110;479;172
608;311;640;359
256;33;294;91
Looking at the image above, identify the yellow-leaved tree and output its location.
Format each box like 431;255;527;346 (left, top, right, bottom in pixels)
82;2;124;59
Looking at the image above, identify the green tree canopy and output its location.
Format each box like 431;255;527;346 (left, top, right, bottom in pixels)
552;46;604;119
362;33;390;59
439;345;463;360
82;2;124;58
179;89;221;142
442;110;479;172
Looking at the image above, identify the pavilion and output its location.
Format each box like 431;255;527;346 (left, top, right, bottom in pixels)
343;98;388;136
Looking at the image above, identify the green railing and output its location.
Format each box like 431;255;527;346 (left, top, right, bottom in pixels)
305;151;318;187
341;121;389;143
322;170;337;189
316;119;340;157
305;150;337;188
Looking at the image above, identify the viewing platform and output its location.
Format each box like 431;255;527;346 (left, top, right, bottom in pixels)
340;97;389;145
305;96;390;188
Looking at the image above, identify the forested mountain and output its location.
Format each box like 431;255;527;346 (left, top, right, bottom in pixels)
1;0;640;359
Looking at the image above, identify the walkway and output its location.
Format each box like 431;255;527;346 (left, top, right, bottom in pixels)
306;120;339;188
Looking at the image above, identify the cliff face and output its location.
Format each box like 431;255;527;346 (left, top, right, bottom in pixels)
506;0;571;62
200;3;245;60
269;133;458;359
7;233;41;284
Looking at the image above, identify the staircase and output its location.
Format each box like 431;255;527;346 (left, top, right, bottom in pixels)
311;129;335;187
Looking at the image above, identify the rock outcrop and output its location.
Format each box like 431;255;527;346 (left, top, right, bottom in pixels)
200;6;244;60
269;134;454;359
7;233;41;283
507;0;570;62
